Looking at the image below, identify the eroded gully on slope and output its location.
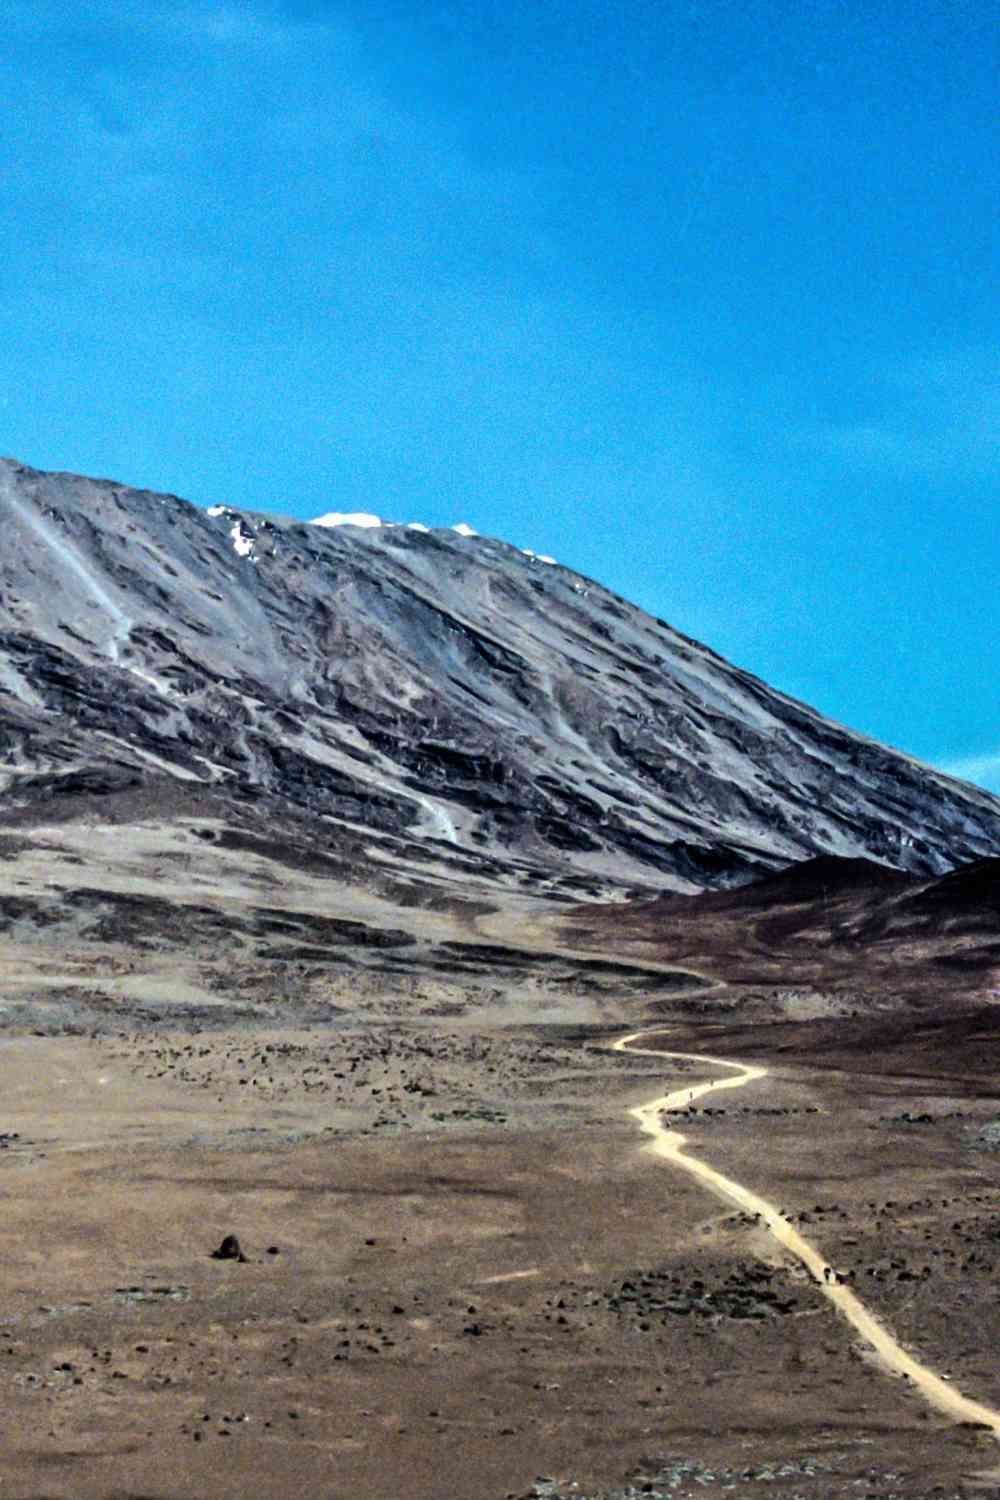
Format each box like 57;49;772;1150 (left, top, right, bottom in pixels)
2;475;133;662
613;1030;1000;1444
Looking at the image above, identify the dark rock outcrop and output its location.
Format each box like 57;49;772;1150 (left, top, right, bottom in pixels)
210;1234;247;1263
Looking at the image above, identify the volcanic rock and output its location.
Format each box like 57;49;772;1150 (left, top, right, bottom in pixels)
210;1234;247;1263
2;456;998;899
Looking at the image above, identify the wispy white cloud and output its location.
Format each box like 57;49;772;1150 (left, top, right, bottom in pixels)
151;3;309;49
1;0;550;298
936;750;1000;794
791;349;1000;478
6;0;313;48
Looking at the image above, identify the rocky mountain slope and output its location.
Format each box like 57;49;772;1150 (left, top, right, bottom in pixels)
2;455;998;900
543;852;1000;1003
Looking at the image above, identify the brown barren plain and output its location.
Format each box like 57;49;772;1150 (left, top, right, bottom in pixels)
2;811;1000;1499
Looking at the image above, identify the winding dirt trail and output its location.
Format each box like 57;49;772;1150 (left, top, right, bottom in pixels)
615;1030;1000;1441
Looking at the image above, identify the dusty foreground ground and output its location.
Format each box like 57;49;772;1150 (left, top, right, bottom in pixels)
5;1012;1000;1500
2;814;1000;1498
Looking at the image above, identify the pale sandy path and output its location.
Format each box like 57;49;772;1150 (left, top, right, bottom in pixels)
614;1030;1000;1441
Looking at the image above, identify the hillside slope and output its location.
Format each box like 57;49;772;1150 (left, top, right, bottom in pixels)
2;456;998;899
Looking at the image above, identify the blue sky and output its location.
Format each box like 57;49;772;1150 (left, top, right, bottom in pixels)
2;0;997;789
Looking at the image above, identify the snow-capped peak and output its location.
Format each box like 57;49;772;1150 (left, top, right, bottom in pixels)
307;512;481;539
310;510;384;529
206;501;557;566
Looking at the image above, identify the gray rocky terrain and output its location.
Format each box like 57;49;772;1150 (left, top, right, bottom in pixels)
3;455;999;904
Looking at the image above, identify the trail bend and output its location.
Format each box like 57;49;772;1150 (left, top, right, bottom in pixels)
614;1030;1000;1441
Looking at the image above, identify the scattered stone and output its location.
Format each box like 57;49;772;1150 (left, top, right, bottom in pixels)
211;1234;247;1263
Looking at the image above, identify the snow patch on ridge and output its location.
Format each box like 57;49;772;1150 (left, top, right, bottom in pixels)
303;510;559;560
311;510;384;529
229;522;256;560
205;504;259;562
310;513;479;538
206;502;556;564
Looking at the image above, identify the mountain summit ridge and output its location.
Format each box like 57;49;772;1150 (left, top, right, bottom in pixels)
1;455;997;900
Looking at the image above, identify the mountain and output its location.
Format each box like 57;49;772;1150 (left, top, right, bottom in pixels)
545;852;1000;1004
1;455;998;903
